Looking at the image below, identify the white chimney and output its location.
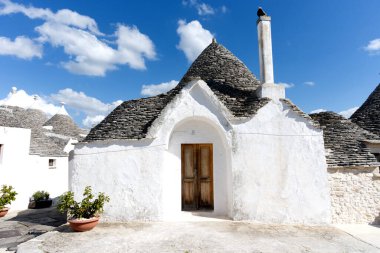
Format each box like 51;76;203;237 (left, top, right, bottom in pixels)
256;8;285;100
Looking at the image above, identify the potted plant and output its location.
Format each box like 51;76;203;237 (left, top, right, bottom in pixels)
28;190;52;209
0;185;17;217
57;186;110;232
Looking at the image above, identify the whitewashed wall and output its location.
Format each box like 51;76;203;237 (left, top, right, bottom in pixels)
0;126;69;210
70;80;331;224
231;100;331;224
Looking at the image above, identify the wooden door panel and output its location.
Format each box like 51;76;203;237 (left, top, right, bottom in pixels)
199;146;210;178
199;181;212;207
182;143;213;210
184;146;195;178
182;144;197;209
183;181;195;205
198;144;213;209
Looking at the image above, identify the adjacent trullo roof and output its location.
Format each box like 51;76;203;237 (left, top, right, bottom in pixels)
310;112;380;168
350;83;380;137
0;103;85;157
84;41;273;142
43;105;85;138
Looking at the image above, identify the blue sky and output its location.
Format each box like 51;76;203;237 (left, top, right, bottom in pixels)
0;0;379;127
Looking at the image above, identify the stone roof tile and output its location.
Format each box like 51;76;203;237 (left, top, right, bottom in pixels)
350;83;380;136
310;111;380;168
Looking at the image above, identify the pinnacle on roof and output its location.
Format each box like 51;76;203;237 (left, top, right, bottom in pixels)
56;102;70;116
44;105;82;138
350;83;380;137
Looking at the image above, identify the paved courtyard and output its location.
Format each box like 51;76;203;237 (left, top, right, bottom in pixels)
17;219;380;253
1;209;380;253
0;207;66;252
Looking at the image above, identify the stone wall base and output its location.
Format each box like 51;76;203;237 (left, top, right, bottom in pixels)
328;167;380;224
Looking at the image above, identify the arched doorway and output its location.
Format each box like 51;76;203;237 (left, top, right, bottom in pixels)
163;117;231;219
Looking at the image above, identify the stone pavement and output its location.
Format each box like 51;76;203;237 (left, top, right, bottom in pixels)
335;224;380;249
18;220;380;253
0;207;66;252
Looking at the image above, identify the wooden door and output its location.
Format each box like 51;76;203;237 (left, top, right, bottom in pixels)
181;144;213;210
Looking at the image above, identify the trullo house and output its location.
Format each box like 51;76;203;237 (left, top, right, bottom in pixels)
0;94;86;210
70;10;380;224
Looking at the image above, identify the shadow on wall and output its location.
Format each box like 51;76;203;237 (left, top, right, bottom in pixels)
372;213;380;225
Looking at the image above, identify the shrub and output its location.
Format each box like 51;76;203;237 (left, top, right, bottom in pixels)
32;191;50;201
57;186;110;219
0;185;17;209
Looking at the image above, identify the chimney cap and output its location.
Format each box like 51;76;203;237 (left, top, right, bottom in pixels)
257;7;267;17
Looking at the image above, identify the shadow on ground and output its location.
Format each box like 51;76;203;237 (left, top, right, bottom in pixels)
0;207;67;252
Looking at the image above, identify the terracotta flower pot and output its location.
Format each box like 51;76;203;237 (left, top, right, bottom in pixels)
0;208;9;218
68;217;99;232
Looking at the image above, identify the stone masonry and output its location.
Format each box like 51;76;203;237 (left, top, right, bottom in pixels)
328;167;380;224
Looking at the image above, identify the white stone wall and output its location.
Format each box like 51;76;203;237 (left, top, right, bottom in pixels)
70;80;331;224
328;167;380;224
231;100;331;224
0;126;69;210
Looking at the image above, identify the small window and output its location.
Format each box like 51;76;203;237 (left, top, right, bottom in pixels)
374;153;380;162
48;159;56;169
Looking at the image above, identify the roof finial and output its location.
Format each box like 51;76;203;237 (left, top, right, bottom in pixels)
257;7;267;17
212;37;217;44
11;87;17;94
57;102;69;116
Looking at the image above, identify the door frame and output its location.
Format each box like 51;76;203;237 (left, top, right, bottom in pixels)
181;143;214;211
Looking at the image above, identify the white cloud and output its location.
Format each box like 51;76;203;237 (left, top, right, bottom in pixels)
0;0;100;34
364;38;380;53
310;109;327;114
0;87;60;115
338;106;359;119
141;80;178;96
0;0;156;76
0;36;42;59
197;3;215;16
50;88;122;116
82;115;106;128
50;89;122;128
182;0;226;16
116;25;156;69
177;20;213;62
277;82;295;89
304;81;315;86
0;86;123;128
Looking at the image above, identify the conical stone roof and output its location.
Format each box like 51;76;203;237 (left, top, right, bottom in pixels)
0;106;22;128
0;106;68;156
311;111;380;168
43;113;82;138
84;41;270;142
179;41;261;91
350;83;380;137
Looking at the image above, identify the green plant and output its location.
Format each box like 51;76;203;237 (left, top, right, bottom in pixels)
0;185;17;209
32;190;50;201
57;186;110;219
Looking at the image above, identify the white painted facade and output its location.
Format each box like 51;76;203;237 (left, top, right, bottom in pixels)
70;80;331;224
0;125;69;210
